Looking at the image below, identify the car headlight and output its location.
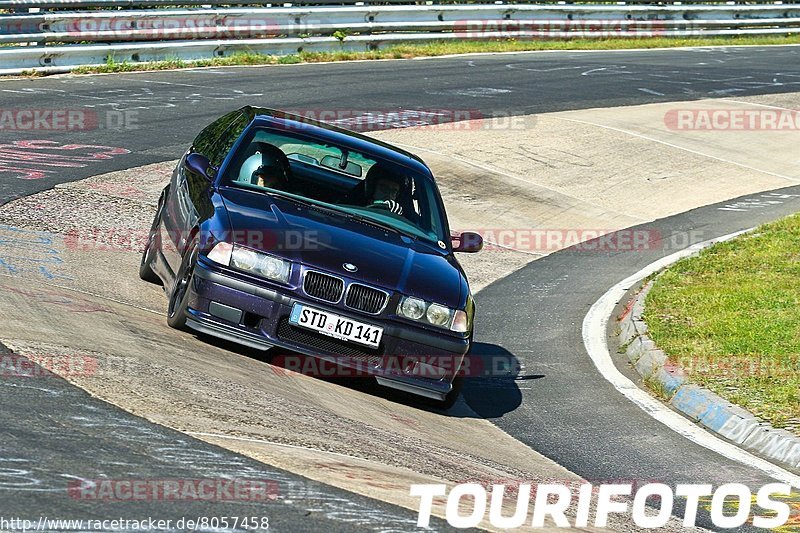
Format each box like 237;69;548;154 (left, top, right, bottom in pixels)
232;247;260;271
397;296;467;332
400;297;426;320
207;242;291;284
426;304;452;326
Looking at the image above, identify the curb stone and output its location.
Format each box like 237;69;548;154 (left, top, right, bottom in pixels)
619;281;800;473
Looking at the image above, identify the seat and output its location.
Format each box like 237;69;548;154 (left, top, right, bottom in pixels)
237;142;292;190
345;163;403;206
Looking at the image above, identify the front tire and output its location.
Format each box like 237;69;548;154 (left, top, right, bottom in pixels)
167;238;199;330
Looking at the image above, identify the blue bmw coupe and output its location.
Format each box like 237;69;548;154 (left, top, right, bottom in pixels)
140;107;482;407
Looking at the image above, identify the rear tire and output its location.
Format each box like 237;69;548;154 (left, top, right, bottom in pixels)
167;238;199;330
139;199;164;284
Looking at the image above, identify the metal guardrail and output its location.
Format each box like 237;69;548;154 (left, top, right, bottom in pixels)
2;0;797;6
1;3;799;74
3;5;800;44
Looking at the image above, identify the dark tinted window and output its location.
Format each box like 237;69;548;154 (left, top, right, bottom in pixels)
192;111;249;168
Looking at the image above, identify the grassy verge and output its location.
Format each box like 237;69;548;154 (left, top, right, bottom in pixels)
62;34;800;75
645;213;800;435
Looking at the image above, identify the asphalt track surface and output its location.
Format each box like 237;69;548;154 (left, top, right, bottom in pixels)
464;185;800;531
2;45;800;204
2;45;800;530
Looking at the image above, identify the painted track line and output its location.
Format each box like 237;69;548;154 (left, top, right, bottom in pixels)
555;115;799;183
582;228;800;488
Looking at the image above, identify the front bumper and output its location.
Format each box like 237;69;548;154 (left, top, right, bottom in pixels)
186;261;470;401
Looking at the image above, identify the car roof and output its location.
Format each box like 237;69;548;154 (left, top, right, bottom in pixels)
239;106;433;177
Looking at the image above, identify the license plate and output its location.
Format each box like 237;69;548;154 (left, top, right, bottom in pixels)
289;303;383;348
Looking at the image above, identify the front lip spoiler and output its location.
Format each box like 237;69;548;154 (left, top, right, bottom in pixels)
185;315;274;351
186;310;452;400
375;376;451;401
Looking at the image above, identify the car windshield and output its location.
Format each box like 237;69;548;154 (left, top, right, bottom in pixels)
224;127;448;244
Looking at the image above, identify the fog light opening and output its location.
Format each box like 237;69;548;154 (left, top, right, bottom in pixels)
242;312;263;329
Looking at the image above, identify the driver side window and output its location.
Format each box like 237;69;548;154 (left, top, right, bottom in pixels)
192;111;249;169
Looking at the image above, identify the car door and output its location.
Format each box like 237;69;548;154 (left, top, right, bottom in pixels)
161;110;248;276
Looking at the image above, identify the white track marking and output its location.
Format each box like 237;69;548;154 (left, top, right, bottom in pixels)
555;115;800;183
582;229;800;488
551;114;800;183
637;88;665;96
720;98;800;112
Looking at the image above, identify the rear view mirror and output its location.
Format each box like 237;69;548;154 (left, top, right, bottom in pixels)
320;154;363;177
184;153;216;182
453;232;483;253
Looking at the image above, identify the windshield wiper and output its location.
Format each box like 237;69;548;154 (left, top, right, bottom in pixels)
265;190;346;217
266;189;417;240
343;211;418;240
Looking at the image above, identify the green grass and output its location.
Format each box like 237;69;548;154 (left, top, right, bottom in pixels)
61;34;800;75
645;213;800;434
71;53;270;73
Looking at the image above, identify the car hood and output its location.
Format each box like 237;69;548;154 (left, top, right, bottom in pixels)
218;188;465;308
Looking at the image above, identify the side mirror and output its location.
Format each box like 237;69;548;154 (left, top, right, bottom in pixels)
184;153;216;182
452;231;483;253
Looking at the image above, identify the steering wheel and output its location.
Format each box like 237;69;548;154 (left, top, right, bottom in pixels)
368;200;404;215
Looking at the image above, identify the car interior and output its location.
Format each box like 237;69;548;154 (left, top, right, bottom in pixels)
225;129;444;241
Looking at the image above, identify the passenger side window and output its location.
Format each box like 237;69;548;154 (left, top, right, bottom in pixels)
192;111;250;169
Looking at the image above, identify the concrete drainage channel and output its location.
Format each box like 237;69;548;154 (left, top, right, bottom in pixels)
618;251;800;474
